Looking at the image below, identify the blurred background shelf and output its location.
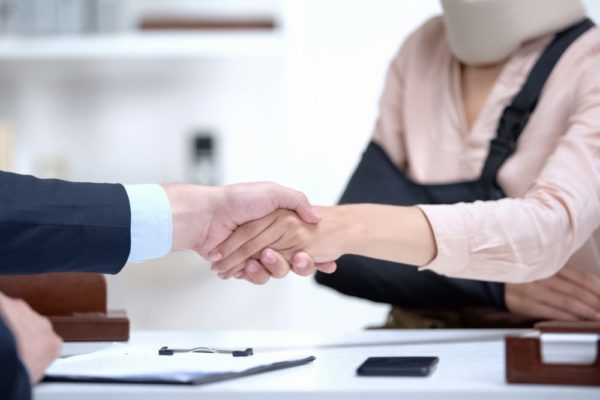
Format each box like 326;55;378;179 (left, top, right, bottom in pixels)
0;32;283;60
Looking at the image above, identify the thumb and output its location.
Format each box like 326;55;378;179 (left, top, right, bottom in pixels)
268;185;321;224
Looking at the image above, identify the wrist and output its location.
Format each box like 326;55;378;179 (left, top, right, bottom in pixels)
337;204;370;256
333;204;436;266
316;205;363;257
162;184;222;252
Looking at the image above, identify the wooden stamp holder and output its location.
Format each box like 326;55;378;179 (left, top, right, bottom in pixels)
505;321;600;386
0;273;129;341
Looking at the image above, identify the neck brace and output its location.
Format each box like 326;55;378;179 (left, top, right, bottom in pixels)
441;0;586;65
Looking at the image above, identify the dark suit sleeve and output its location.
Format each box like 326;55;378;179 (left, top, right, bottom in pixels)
0;171;131;275
0;315;31;400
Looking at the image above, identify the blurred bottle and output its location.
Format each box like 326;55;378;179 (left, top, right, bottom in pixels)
187;132;219;186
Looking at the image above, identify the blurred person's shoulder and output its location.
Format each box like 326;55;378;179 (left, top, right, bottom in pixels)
390;16;447;69
553;22;600;69
408;16;446;50
555;23;600;100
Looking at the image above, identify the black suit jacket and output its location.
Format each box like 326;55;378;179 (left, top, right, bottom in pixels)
0;171;132;400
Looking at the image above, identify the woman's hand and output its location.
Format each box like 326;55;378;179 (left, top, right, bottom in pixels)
505;267;600;321
210;207;348;279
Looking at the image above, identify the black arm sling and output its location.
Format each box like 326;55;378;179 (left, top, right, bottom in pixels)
316;19;594;310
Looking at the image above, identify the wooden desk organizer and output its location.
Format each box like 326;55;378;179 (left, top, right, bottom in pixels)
0;273;129;342
505;321;600;386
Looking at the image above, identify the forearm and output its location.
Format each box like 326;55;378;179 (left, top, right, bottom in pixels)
321;204;437;267
0;171;130;274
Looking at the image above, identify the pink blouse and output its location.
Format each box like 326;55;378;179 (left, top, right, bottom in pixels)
372;17;600;283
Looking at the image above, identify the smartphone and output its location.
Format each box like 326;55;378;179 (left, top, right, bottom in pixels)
356;356;439;377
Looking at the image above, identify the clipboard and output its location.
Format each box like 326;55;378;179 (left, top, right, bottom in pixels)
43;356;316;385
43;344;316;386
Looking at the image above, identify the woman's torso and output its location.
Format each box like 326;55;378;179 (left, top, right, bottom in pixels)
373;16;600;277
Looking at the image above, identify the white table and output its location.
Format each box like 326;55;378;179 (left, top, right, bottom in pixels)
35;329;600;400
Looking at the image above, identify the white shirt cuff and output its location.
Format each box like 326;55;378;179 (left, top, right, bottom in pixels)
124;184;172;262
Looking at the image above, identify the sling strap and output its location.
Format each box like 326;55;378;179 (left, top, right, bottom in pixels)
479;18;595;186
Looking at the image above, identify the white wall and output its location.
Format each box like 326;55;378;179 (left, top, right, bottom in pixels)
282;0;442;204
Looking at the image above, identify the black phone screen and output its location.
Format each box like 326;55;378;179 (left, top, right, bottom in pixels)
356;356;439;377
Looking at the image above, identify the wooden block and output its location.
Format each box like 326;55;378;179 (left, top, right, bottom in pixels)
0;273;130;342
0;273;106;315
505;321;600;386
50;310;130;342
139;17;276;31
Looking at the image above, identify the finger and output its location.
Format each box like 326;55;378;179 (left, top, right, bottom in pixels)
212;224;286;272
521;300;580;321
208;214;276;263
260;249;291;279
267;183;321;224
558;268;600;308
316;261;337;274
234;271;245;279
219;261;250;280
245;259;271;285
291;252;317;277
543;278;600;320
505;284;573;321
519;281;598;320
560;267;600;294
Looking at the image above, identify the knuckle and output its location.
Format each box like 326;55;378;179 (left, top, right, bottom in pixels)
295;229;309;243
283;214;300;229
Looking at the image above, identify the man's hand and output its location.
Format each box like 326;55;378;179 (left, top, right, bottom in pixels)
162;182;321;259
228;250;337;285
0;292;62;382
505;267;600;321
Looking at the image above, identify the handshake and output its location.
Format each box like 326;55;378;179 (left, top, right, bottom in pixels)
163;181;346;284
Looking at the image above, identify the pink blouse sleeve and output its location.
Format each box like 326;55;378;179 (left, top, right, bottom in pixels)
418;58;600;283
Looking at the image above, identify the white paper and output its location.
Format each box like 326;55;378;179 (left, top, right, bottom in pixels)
46;343;312;379
540;333;599;365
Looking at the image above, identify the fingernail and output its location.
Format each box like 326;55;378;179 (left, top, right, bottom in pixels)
262;250;276;264
209;252;222;262
295;258;308;269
